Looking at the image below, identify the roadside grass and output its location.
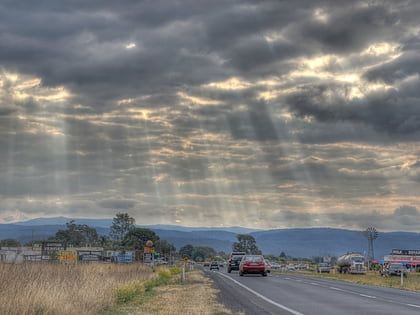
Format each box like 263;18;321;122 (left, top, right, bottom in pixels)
0;262;154;315
282;269;420;291
108;268;244;315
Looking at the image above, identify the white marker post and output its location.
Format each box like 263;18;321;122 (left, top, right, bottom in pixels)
182;257;188;282
401;269;404;286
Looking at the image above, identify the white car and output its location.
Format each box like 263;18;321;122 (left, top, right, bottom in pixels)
270;262;281;270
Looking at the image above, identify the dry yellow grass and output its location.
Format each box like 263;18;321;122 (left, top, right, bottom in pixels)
300;270;420;291
0;263;154;315
114;270;243;315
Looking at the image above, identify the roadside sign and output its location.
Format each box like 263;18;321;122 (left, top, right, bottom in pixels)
183;257;189;262
59;250;77;264
144;252;153;264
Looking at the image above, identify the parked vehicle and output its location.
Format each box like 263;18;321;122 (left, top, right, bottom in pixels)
210;261;219;271
270;262;281;270
227;252;246;273
380;263;408;277
337;252;366;274
239;255;268;276
155;258;168;265
295;263;309;270
317;262;331;273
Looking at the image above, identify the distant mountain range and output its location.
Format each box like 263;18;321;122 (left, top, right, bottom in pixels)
2;216;420;259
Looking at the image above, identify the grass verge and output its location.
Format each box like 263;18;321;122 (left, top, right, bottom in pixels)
108;268;243;315
289;270;420;291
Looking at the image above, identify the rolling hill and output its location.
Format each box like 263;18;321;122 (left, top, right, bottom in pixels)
1;217;419;259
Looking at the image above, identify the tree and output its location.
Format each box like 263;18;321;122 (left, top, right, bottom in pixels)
154;239;176;259
179;244;194;259
122;227;159;250
192;246;217;262
109;212;135;241
0;238;21;247
51;220;99;247
232;234;261;254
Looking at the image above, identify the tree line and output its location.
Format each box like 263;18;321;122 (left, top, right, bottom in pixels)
0;213;267;262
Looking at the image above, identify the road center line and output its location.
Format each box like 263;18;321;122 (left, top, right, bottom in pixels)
218;273;304;315
406;304;420;309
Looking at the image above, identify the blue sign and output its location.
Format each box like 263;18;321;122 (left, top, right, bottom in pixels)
111;251;133;264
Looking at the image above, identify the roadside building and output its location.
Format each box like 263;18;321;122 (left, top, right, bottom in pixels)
380;249;420;268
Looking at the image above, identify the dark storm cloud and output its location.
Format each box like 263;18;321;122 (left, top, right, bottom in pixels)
285;83;420;136
98;199;136;209
364;52;420;84
1;0;420;230
294;4;400;53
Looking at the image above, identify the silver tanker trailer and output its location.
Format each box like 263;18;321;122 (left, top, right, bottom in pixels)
337;252;367;274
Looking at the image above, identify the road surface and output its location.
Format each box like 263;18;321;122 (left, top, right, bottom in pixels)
204;268;420;315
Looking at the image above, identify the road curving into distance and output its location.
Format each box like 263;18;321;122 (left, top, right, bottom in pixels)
204;267;420;315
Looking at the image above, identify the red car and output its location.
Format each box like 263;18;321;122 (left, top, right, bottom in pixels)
239;255;268;276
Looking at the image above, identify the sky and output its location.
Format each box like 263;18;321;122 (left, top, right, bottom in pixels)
1;0;420;232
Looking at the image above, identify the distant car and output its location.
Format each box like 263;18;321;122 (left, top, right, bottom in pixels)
218;262;224;268
381;263;408;277
227;252;246;273
210;261;219;270
203;261;211;267
239;255;268;276
155;258;168;265
270;262;281;270
265;260;271;273
317;262;331;273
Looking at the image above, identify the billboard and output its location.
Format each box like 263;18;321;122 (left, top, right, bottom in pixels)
59;250;78;264
111;251;134;264
78;250;103;262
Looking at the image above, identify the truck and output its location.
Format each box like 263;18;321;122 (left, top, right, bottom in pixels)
337;252;366;274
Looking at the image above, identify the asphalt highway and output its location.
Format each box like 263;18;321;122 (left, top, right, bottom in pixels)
204;268;420;315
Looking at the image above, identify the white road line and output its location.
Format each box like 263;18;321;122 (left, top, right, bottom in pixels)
406;304;420;309
329;286;344;291
359;294;376;299
310;282;319;286
218;273;304;315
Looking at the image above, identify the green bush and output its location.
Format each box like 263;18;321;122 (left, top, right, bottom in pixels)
115;285;142;304
115;266;182;304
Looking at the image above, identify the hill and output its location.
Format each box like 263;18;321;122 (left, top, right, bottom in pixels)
2;217;420;259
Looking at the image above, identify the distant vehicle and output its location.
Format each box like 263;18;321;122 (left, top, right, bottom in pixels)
270;262;281;270
210;261;219;271
218;261;224;267
317;262;331;273
295;263;309;270
239;255;268;276
155;258;168;265
337;252;366;274
265;260;271;273
227;252;246;273
380;263;408;277
203;261;211;267
286;264;296;271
